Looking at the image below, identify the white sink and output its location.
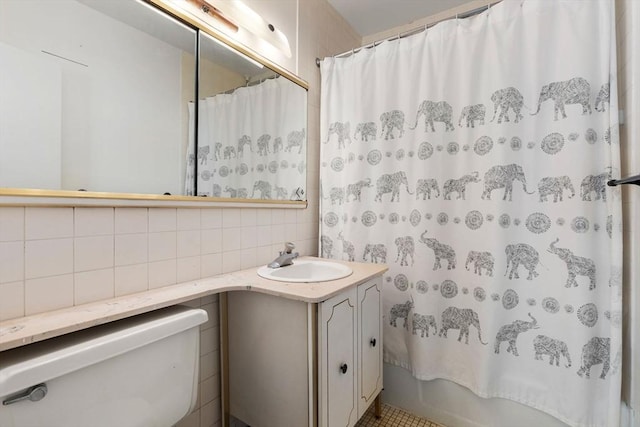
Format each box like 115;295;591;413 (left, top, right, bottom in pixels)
257;259;353;283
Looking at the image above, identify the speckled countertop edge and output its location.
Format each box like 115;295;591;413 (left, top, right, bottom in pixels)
0;257;387;352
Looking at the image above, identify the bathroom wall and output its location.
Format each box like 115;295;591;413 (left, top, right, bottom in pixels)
617;0;640;418
0;1;361;427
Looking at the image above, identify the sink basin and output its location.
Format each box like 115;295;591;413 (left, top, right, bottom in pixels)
257;259;353;283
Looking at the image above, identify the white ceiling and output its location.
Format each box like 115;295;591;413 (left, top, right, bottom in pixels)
328;0;476;37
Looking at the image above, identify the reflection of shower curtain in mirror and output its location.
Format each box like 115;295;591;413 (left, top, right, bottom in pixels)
186;77;307;200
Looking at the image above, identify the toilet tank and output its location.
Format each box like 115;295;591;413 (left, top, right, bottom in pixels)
0;305;208;427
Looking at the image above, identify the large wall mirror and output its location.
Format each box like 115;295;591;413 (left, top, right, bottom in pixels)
0;0;307;204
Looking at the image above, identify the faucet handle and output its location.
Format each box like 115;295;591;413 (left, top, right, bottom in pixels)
284;242;295;254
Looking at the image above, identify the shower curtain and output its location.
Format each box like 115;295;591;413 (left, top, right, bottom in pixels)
185;76;307;200
319;1;622;426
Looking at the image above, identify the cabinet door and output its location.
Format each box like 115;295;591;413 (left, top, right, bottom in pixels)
319;287;357;427
357;278;383;418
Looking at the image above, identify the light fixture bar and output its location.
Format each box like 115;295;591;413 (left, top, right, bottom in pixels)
186;0;239;32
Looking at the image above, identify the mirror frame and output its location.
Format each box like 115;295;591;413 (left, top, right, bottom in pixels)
0;0;309;208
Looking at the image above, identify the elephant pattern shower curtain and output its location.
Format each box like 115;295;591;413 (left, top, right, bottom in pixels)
319;1;622;426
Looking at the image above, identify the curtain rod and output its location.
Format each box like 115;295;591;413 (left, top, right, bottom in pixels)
315;1;501;67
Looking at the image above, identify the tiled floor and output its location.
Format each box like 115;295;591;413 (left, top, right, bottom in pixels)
355;403;445;427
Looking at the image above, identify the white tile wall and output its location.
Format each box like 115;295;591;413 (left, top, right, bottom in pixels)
114;263;148;296
200;253;223;278
148;259;177;289
0;207;24;242
201;209;223;229
74;207;114;236
0;241;23;284
177;256;201;283
74;235;113;272
0;281;24;321
148;208;177;232
74;268;114;305
115;233;148;266
25;207;74;240
115;208;148;234
148;231;178;261
201;229;223;255
24;274;74;315
25;238;74;279
178;208;201;230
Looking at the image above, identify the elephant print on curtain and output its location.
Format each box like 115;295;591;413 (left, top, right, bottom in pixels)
390;299;414;329
346;179;373;202
594;83;610;112
537;175;576;202
458;104;486;128
580;172;609;201
438;307;488;345
409;100;455;132
319;1;622;425
337;232;356;262
255;135;269;156
531;77;592;121
481;164;536;201
380;110;406;139
416;178;440;200
533;335;572;368
363;243;388;264
237;135;253;157
494;313;539;356
374;171;412;202
442;172;481;200
465;250;495;276
354;122;377;142
490;87;525;123
412;313;438;337
325;121;352;148
577;337;611;379
419;232;457;271
504;243;540;280
547;239;597;290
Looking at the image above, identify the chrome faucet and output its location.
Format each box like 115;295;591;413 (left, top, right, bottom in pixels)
268;242;299;268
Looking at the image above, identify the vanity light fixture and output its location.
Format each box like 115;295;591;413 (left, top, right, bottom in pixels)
200;30;264;69
222;0;292;58
187;0;239;32
168;0;292;59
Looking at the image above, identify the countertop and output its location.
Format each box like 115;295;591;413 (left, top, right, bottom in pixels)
0;257;387;352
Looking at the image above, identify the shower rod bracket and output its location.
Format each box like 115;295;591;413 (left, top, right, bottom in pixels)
607;173;640;187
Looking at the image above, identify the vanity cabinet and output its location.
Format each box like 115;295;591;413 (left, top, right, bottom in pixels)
226;276;383;427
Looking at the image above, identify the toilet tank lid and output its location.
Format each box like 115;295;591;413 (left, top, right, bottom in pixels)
0;305;208;397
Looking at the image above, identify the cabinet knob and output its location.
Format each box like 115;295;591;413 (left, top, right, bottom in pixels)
340;363;348;374
370;338;377;347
